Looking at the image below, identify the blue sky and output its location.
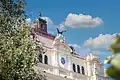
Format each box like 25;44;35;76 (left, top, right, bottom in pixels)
25;0;120;65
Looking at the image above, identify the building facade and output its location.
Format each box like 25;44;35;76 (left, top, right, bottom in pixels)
30;16;109;80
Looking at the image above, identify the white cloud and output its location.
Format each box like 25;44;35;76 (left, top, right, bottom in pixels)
41;17;67;34
59;23;66;32
64;13;103;28
41;17;58;34
84;34;117;49
69;44;81;49
68;44;91;56
26;18;31;23
41;17;53;25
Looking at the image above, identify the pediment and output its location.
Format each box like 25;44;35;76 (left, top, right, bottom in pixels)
54;42;72;52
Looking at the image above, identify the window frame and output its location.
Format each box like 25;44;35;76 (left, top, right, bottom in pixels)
73;63;76;72
77;65;80;73
38;54;42;63
44;55;48;64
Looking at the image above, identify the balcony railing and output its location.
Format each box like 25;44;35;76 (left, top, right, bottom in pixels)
36;63;88;80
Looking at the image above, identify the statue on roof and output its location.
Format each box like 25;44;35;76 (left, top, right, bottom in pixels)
56;28;66;35
52;28;66;46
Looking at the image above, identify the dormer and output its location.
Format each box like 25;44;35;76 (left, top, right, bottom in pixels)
34;13;47;33
38;17;47;33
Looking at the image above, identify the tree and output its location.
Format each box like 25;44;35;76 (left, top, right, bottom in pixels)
0;0;45;80
105;34;120;80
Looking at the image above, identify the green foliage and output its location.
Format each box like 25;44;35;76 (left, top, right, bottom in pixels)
106;34;120;80
110;35;120;53
0;0;45;80
106;66;120;80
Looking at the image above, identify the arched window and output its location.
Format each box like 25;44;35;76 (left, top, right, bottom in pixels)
44;55;48;64
73;63;76;72
77;65;80;73
81;66;85;75
38;54;42;63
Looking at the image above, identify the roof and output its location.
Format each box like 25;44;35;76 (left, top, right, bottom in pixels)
38;18;47;23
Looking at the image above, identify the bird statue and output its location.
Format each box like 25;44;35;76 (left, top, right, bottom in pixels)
56;28;66;35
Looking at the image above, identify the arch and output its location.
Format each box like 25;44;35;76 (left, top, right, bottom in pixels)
38;54;42;63
81;66;85;75
44;55;48;64
73;63;76;72
77;65;80;73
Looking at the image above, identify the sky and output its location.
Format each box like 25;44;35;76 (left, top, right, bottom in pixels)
25;0;120;68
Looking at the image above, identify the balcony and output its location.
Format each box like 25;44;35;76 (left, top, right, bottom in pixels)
34;63;88;80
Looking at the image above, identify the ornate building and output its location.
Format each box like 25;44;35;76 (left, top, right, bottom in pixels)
31;15;109;80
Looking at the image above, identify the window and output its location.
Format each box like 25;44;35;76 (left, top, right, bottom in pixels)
44;55;48;64
38;54;42;63
81;66;85;75
77;65;80;73
73;63;76;72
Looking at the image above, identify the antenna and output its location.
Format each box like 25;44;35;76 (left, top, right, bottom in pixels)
39;11;42;17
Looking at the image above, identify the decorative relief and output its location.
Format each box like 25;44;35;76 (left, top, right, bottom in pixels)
61;57;65;64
